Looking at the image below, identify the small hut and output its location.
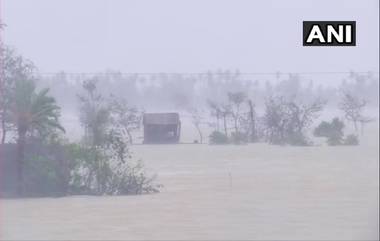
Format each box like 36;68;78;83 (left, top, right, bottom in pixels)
143;113;181;144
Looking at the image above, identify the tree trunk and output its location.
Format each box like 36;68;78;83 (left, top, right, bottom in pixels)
16;130;26;196
248;100;256;142
360;122;365;136
196;126;203;144
126;129;133;144
234;117;238;134
353;121;358;133
223;115;228;136
234;105;241;134
216;111;220;132
56;147;69;196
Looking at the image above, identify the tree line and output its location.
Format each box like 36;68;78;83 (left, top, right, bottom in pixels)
197;90;370;146
37;70;379;112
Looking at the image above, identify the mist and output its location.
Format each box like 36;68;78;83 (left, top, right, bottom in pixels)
1;1;379;240
3;0;379;74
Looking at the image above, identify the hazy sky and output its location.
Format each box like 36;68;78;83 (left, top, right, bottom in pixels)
2;0;379;73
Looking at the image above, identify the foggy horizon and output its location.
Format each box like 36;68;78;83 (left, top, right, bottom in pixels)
3;0;379;74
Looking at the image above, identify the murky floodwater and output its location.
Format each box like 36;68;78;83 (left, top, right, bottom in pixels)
1;134;378;240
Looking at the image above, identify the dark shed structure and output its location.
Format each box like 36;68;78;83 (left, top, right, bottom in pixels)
143;113;181;144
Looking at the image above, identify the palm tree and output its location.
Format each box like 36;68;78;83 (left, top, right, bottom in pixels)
11;79;65;195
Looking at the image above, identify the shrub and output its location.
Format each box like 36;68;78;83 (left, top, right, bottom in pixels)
209;131;229;144
286;132;311;146
313;121;331;137
23;154;62;197
314;118;344;146
0;143;71;197
326;135;343;146
67;143;161;195
230;132;248;145
108;160;162;195
343;134;359;146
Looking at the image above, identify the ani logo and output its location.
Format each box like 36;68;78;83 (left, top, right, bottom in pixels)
303;21;356;46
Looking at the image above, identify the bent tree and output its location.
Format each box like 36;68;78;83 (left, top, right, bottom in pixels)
12;79;64;195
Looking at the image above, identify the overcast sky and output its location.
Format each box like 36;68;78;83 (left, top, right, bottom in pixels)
2;0;379;74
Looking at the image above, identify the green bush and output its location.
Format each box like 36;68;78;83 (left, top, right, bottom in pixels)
344;134;359;146
313;121;331;137
1;141;162;197
209;131;229;144
314;118;344;146
0;143;72;197
23;154;62;196
67;143;161;196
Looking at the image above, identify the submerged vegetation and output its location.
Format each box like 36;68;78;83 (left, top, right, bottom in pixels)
0;46;377;197
314;118;359;146
206;92;325;146
0;47;160;197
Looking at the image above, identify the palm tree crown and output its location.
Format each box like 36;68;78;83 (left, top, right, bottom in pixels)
12;79;65;138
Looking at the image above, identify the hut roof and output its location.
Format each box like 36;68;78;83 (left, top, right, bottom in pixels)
143;113;180;125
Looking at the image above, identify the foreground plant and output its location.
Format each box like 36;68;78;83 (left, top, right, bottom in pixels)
12;78;65;195
74;79;161;195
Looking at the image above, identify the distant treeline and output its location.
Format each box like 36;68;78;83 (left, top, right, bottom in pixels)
38;71;379;112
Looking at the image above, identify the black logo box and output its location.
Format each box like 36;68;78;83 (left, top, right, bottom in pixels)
303;21;356;46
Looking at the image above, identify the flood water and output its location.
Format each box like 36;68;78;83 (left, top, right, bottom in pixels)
1;132;379;240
